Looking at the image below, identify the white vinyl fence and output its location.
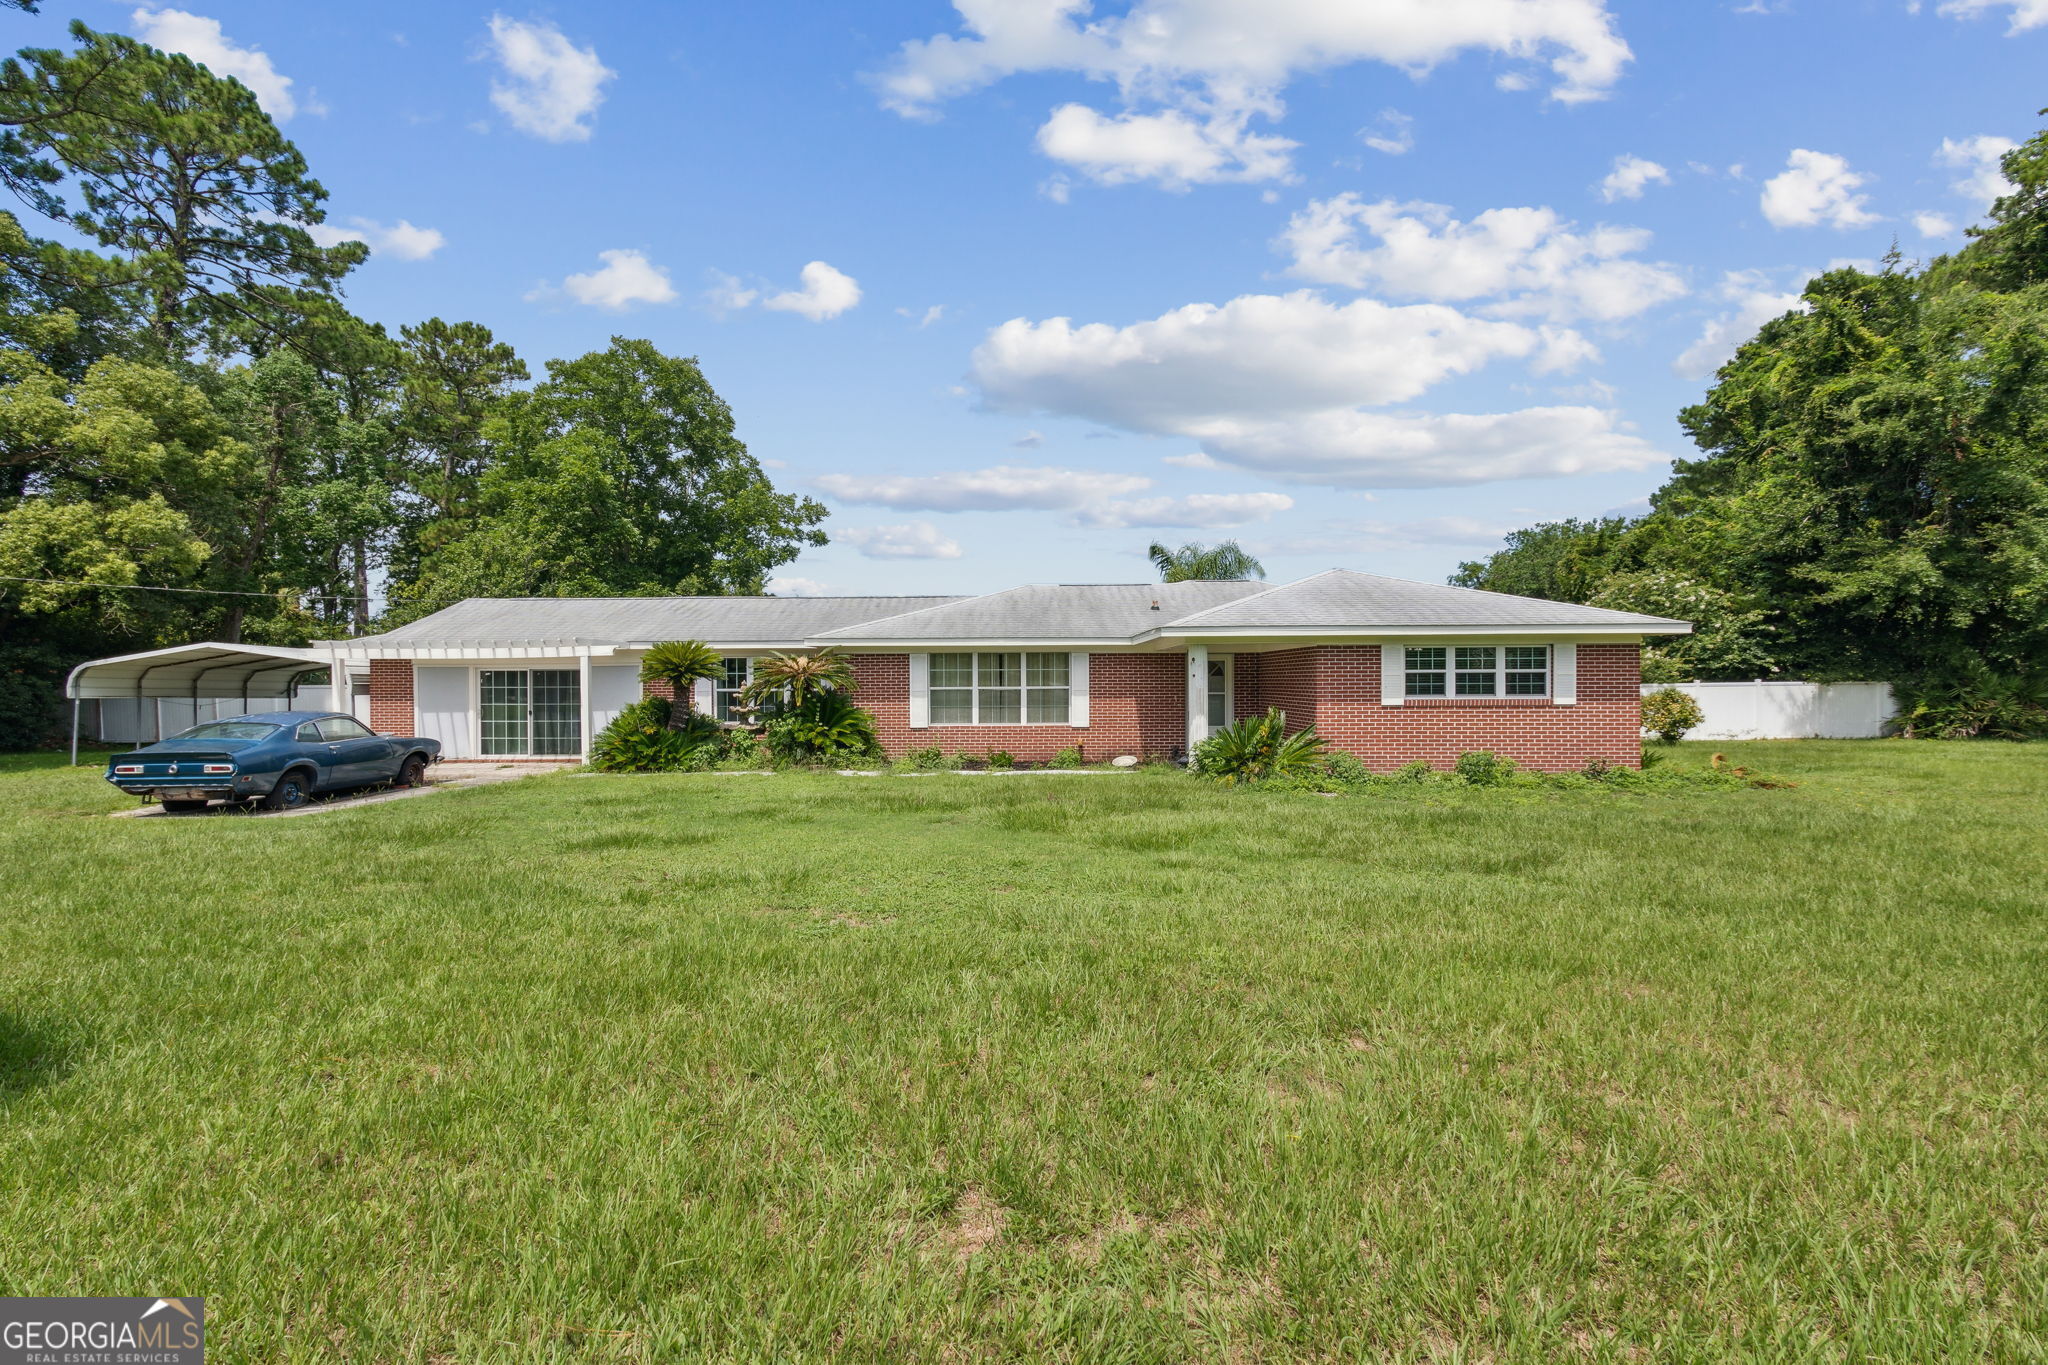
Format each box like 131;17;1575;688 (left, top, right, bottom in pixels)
1641;680;1896;740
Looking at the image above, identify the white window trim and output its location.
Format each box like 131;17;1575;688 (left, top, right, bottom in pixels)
710;656;750;721
1398;643;1554;700
476;665;584;757
919;650;1076;726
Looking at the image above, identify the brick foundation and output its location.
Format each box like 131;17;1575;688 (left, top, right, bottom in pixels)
367;659;414;736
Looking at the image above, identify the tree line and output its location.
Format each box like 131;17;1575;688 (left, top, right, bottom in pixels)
1455;116;2048;711
0;20;825;746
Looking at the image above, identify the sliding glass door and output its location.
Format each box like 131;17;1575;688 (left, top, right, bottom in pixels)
479;668;581;756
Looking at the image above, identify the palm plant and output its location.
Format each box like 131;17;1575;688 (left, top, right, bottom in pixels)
1148;539;1265;582
1190;708;1328;784
741;649;855;710
638;639;722;730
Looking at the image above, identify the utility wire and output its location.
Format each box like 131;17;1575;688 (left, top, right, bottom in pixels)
0;574;361;602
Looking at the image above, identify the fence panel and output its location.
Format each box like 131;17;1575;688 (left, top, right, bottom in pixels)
1640;681;1896;740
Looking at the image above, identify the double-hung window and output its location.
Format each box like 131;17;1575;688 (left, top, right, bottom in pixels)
1405;645;1549;698
714;657;750;721
929;652;1069;724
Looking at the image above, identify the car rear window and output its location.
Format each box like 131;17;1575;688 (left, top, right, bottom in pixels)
173;721;281;740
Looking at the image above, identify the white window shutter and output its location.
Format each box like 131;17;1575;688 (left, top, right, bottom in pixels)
908;653;930;728
691;677;715;714
1380;644;1406;706
1069;652;1090;727
1553;643;1577;705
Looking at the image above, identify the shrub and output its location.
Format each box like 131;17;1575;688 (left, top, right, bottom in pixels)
1190;708;1330;785
763;690;881;765
1392;760;1435;784
1898;676;2048;740
588;697;723;772
1580;756;1616;781
899;746;952;772
986;749;1016;770
1454;750;1517;786
1641;687;1706;743
1051;745;1084;769
715;728;770;769
1321;749;1373;787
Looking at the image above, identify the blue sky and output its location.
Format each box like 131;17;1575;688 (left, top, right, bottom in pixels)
16;1;2046;596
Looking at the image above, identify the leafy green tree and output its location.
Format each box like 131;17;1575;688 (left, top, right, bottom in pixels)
389;338;825;621
1450;517;1640;603
0;22;364;354
389;318;527;584
1148;539;1264;582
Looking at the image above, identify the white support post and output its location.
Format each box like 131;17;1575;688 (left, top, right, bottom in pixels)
69;699;79;766
578;650;594;759
1184;644;1209;760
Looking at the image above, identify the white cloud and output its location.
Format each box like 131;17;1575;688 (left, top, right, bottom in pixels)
531;249;677;310
1185;407;1662;489
766;576;829;597
132;8;312;120
485;15;615;143
968;291;1652;489
1277;196;1686;322
1913;211;1957;238
897;304;946;327
1935;135;2018;206
816;464;1152;512
1935;0;2048;32
704;271;758;315
1760;149;1879;229
1599;153;1670;202
1254;515;1512;557
304;217;446;261
839;522;965;560
1673;269;1809;379
1161;451;1222;469
1074;492;1294;528
974;290;1591;437
876;0;1631;190
1035;102;1296;188
762;261;863;321
1360;109;1415;156
1012;430;1044;449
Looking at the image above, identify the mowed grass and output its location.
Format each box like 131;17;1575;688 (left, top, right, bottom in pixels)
1;744;2044;1363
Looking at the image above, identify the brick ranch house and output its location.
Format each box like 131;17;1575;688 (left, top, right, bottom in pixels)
311;570;1689;772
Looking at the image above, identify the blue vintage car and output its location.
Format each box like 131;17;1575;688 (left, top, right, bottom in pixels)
105;710;441;811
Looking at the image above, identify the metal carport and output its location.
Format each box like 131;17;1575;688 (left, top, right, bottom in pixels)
63;642;332;763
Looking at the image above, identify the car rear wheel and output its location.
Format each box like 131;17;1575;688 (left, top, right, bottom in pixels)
397;754;428;788
161;799;210;813
261;769;313;811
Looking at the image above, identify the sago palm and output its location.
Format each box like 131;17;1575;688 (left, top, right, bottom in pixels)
639;639;723;729
742;648;855;710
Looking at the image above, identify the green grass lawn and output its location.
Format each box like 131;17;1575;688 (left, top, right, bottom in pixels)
2;743;2044;1362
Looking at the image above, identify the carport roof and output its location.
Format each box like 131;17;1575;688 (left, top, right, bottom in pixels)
65;642;331;700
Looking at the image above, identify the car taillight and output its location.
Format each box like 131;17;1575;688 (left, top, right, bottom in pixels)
203;763;233;774
114;764;141;774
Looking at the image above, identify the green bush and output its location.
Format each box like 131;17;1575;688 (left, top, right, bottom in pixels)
1051;745;1084;769
1580;756;1616;781
715;728;770;769
1392;760;1436;784
588;697;723;772
1640;687;1706;743
1898;676;2048;740
764;690;882;764
898;746;952;772
1454;750;1517;786
1190;708;1330;785
986;749;1016;770
1321;749;1373;787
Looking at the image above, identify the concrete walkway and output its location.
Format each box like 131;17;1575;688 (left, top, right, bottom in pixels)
109;761;576;820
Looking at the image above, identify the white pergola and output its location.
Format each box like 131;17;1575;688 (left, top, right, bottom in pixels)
63;642;333;763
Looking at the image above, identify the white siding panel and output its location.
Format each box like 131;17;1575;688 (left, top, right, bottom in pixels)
908;653;929;728
1069;651;1090;727
1553;643;1577;705
692;677;715;715
415;665;473;758
590;665;641;735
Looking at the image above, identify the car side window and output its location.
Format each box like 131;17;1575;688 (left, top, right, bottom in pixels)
316;717;374;741
295;722;321;743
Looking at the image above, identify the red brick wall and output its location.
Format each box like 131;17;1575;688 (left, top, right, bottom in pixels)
850;652;1184;762
367;659;414;736
1299;643;1641;772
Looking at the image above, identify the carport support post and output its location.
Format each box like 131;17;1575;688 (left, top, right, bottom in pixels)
1184;644;1209;761
69;698;79;766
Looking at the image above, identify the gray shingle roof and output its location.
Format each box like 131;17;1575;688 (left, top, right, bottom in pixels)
355;596;964;647
812;581;1272;642
1158;569;1690;631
